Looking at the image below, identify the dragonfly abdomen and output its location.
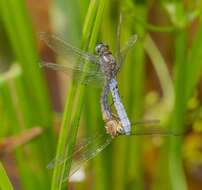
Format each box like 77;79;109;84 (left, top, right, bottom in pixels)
100;81;112;121
109;78;131;135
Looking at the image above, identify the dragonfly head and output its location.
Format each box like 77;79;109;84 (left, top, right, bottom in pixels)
95;43;110;55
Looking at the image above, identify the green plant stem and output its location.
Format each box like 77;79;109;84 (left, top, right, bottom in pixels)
50;0;98;187
152;2;188;189
50;82;77;190
0;162;14;190
133;16;176;33
126;4;147;190
50;0;107;189
64;1;107;186
153;7;202;190
186;21;202;100
111;2;147;189
168;30;188;190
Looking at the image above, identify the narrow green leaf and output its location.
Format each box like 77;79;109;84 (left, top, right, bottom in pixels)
0;162;14;190
125;4;147;190
144;34;174;107
186;21;202;100
50;0;107;189
168;10;188;190
0;65;40;190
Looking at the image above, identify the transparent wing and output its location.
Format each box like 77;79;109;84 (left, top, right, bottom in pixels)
39;32;100;67
40;62;105;88
39;32;106;87
82;72;105;88
47;132;103;169
131;120;183;136
131;119;160;125
120;34;138;63
115;13;122;67
116;34;138;73
47;132;112;183
63;133;112;182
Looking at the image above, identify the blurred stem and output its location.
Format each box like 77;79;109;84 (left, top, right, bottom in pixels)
151;2;188;189
126;5;147;190
0;0;53;127
0;65;43;190
186;21;202;100
153;3;202;190
133;16;176;33
100;5;120;190
168;29;188;190
167;7;202;190
144;34;174;108
112;2;147;190
162;0;202;29
50;0;81;44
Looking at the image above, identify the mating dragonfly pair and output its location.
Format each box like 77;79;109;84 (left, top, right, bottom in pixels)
40;14;137;137
40;14;180;183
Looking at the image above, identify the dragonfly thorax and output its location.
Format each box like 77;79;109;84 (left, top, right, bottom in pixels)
95;43;111;55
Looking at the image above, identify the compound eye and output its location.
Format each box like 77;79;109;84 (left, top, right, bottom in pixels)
103;43;109;50
95;44;102;53
103;43;108;47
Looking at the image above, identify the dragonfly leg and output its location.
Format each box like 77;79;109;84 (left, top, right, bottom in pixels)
111;112;120;121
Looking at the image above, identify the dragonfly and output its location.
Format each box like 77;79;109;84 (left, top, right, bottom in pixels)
39;14;183;184
39;13;137;136
46;119;181;183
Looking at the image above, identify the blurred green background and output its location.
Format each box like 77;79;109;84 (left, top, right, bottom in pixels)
0;0;202;190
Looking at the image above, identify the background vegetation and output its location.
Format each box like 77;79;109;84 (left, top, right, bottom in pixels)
0;0;201;190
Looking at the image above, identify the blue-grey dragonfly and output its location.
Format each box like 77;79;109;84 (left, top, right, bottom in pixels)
39;14;138;136
40;14;182;183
